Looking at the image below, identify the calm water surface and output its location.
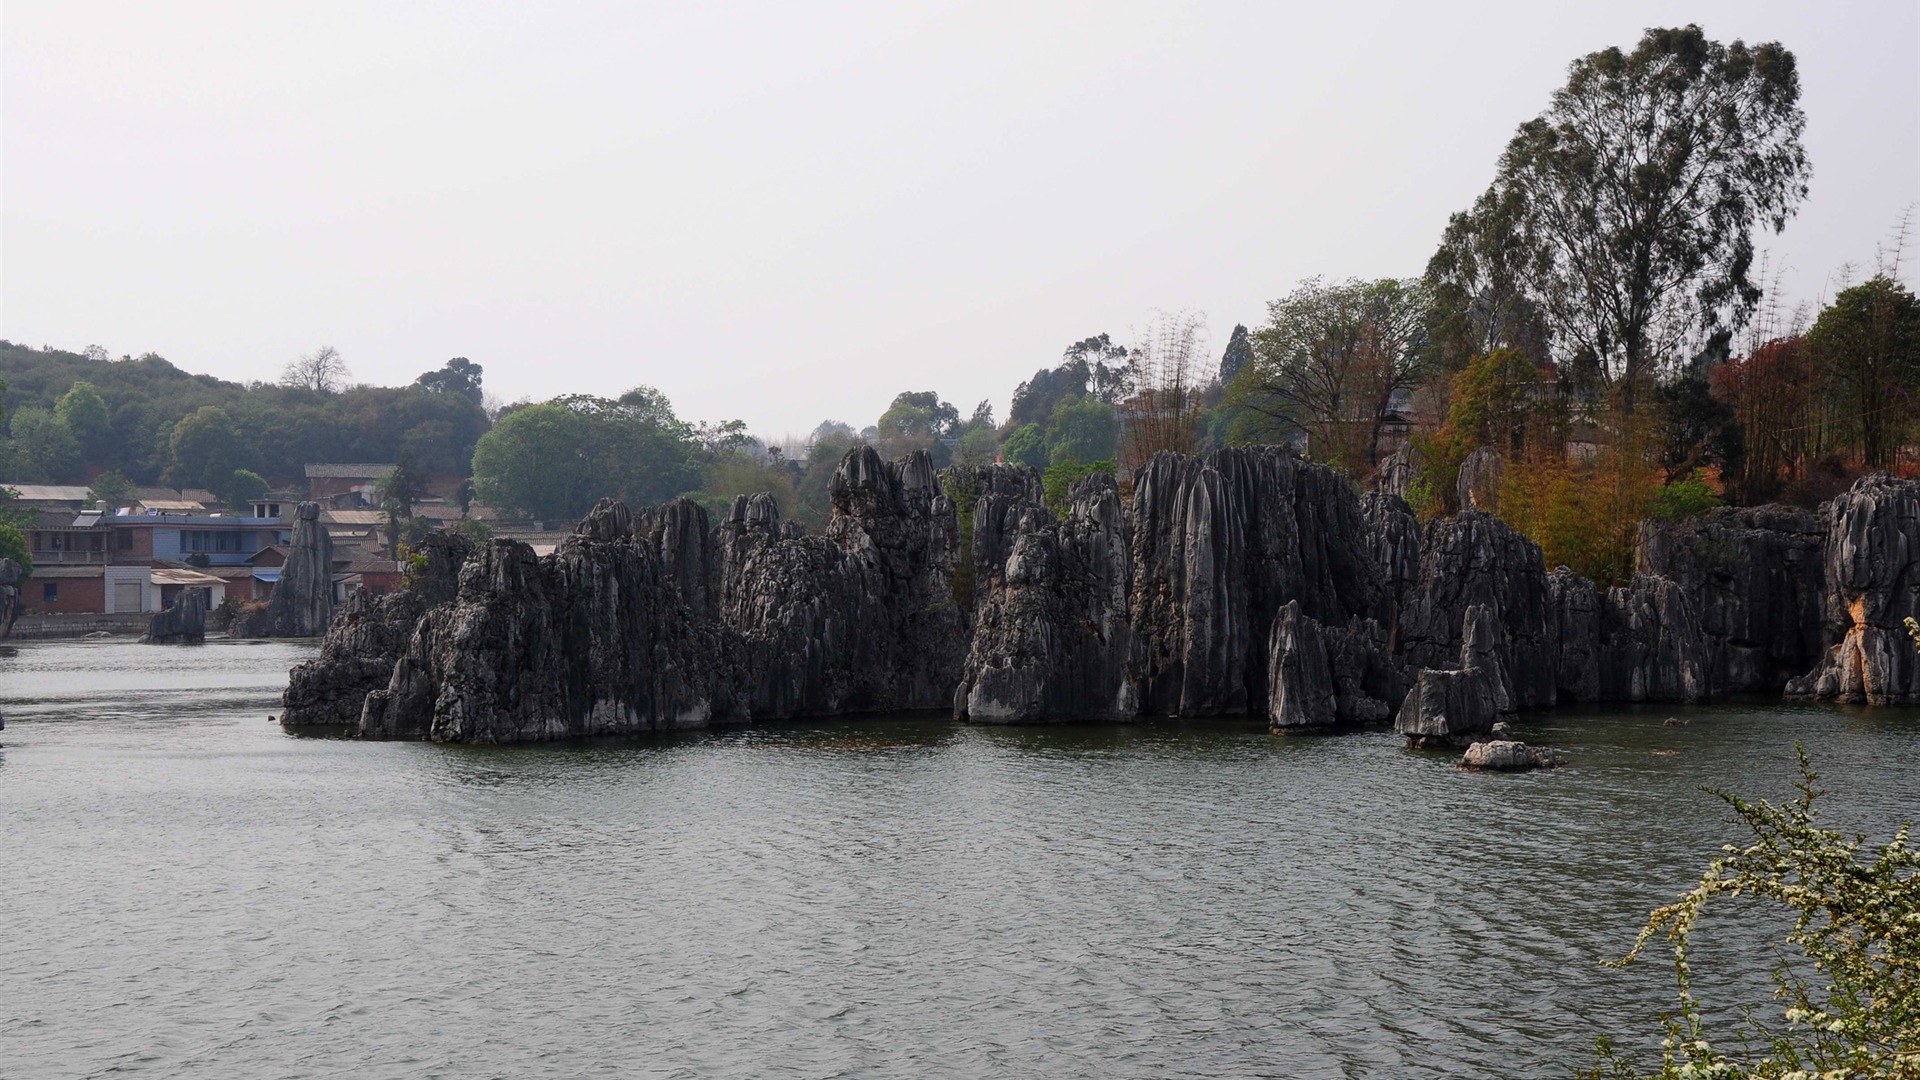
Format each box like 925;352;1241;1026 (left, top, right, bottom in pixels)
3;639;1917;1079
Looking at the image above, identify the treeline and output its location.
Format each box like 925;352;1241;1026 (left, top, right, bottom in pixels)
7;25;1917;590
0;343;488;501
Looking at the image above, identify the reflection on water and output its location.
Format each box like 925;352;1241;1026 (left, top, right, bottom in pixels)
2;639;1916;1079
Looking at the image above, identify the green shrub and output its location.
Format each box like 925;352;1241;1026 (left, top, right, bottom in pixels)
1648;475;1723;521
1587;748;1919;1079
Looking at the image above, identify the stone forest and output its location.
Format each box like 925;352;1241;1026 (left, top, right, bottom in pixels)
276;444;1920;765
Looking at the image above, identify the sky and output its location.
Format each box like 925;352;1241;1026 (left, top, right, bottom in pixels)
4;1;1918;442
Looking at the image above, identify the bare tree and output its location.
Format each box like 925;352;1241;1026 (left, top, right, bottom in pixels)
282;345;350;393
1118;310;1214;473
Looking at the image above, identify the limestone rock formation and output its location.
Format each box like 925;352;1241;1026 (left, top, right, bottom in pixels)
238;502;334;637
0;557;21;638
281;532;472;729
1359;492;1421;644
955;472;1138;722
1130;446;1382;717
1399;511;1556;711
142;589;206;644
1638;506;1826;692
1265;599;1402;731
1787;474;1920;705
359;504;736;742
1548;570;1711;703
1456;446;1504;513
1460;739;1565;771
1374;443;1417;500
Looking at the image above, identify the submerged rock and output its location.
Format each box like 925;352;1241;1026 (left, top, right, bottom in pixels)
1787;474;1920;705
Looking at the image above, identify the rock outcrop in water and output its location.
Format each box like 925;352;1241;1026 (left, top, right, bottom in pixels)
283;448;1920;745
281;532;472;728
955;471;1138;722
1787;474;1920;705
0;557;21;638
1129;447;1383;717
1638;506;1827;693
235;502;334;637
142;588;206;644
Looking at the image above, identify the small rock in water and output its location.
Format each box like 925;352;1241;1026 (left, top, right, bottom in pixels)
1489;721;1514;739
1460;739;1565;771
1662;716;1688;726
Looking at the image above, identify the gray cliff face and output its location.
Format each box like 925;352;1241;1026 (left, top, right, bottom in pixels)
1456;446;1504;513
142;589;207;644
1637;506;1826;692
1129;446;1382;717
1787;474;1920;705
1394;604;1502;745
360;503;732;743
242;502;335;637
0;557;21;637
1265;599;1403;731
1547;569;1711;703
1399;511;1556;711
718;447;967;718
282;449;1920;745
281;532;472;730
955;472;1138;723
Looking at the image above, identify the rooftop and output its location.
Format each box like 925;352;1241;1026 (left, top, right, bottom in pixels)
305;463;395;479
5;484;93;503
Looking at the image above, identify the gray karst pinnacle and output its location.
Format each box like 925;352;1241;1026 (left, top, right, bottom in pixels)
237;502;335;638
278;449;1920;744
142;588;206;644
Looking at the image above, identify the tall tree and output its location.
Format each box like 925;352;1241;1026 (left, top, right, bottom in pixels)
1809;275;1920;469
55;380;111;458
1118;310;1214;472
1444;25;1811;407
415;357;484;403
1231;278;1432;468
167;406;241;494
9;407;83;482
1218;324;1255;384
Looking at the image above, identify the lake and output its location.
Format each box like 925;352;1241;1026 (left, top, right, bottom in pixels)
3;639;1916;1079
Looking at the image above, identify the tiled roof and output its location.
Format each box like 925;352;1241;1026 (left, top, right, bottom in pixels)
304;463;395;479
5;484;93;502
320;509;387;527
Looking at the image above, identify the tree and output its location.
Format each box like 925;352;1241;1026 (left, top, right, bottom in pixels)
1451;26;1811;409
874;391;959;463
1711;334;1821;501
414;357;484;403
282;345;350;393
227;468;270;511
0;522;30;578
1808;274;1920;469
1009;334;1134;430
1231;279;1432;469
167;406;241;494
1001;423;1048;470
1119;311;1215;473
87;469;135;510
470;391;699;522
1044;397;1118;465
9;406;83;482
55;380;111;458
1219;324;1254;384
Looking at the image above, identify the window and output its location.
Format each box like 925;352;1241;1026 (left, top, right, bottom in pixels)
118;530;134;550
42;582;57;603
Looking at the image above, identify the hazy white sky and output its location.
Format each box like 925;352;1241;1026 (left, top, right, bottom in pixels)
5;2;1917;439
